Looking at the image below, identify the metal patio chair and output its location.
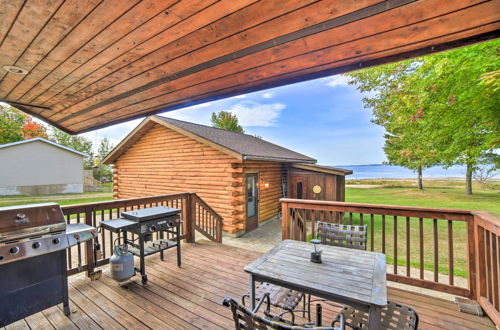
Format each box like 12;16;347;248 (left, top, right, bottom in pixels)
316;222;368;250
242;282;308;325
224;293;345;330
307;222;368;314
332;301;419;330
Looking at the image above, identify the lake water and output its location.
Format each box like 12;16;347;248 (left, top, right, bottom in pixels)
334;164;499;180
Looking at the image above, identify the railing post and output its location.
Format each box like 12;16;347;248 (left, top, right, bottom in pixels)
184;193;195;243
85;207;95;277
467;215;477;300
281;201;290;240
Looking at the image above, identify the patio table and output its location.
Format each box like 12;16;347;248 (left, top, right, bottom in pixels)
244;240;387;330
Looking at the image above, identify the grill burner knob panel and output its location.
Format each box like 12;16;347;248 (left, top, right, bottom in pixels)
32;242;41;249
9;247;20;255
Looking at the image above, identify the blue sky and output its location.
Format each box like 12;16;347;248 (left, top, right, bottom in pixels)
83;74;386;166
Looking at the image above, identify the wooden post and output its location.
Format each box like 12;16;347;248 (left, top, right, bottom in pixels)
184;193;195;243
85;207;95;277
281;201;290;240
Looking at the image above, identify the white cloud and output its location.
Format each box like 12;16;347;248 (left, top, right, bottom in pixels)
261;92;274;99
325;75;350;88
226;101;284;127
231;94;247;99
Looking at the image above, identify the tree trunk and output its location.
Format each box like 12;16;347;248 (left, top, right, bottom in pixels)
417;166;423;190
465;164;473;195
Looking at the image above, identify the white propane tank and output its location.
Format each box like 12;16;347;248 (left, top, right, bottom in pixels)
110;244;135;282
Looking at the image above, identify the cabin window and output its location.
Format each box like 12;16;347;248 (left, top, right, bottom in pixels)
296;181;303;199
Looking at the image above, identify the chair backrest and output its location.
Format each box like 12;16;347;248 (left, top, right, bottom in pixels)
340;301;419;330
316;222;368;250
223;297;338;330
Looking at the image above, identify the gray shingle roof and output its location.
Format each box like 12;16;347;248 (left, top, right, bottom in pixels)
155;116;316;163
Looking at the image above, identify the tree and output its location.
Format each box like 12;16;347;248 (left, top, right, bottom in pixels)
345;61;440;189
345;39;500;194
0;105;48;143
210;111;244;133
94;138;115;181
50;129;94;169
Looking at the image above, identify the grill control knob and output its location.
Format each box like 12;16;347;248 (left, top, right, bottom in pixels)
53;238;60;245
149;225;157;232
10;246;20;255
32;242;41;249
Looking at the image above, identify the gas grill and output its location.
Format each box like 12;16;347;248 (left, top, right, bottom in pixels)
101;206;181;284
0;203;97;327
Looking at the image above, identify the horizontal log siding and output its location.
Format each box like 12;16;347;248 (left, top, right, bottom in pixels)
113;124;243;233
241;161;282;223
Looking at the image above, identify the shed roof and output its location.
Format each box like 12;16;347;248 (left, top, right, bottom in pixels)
0;138;88;157
290;163;353;176
104;116;316;164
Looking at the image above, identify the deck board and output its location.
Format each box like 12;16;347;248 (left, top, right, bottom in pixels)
3;241;494;329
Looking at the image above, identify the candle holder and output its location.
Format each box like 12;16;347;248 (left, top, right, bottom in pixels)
310;239;322;263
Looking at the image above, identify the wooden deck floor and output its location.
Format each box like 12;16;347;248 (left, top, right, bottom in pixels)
4;241;495;330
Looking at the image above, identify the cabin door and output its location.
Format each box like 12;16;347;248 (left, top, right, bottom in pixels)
245;173;259;232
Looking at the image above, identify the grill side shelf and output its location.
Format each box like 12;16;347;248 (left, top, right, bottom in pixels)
127;239;178;257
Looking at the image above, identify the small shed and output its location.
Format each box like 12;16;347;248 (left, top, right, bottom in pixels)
0;138;87;195
104;116;352;235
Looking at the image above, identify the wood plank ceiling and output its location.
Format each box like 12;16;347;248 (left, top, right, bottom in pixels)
0;0;499;134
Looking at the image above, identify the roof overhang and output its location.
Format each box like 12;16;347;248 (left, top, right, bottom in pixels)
1;0;498;134
290;163;353;176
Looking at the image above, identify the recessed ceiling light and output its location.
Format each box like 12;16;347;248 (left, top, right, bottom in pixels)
2;65;29;75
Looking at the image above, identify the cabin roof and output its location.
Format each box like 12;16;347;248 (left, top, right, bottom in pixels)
104;116;316;164
290;163;353;176
0;137;88;157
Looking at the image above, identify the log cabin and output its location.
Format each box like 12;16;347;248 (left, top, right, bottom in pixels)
104;115;352;235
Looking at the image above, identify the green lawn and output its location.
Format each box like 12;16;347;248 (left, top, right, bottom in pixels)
341;185;499;277
0;192;113;208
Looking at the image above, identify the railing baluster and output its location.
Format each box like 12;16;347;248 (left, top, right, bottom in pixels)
406;216;410;277
448;220;454;285
394;216;398;274
490;231;498;310
360;213;363;226
419;218;424;280
370;214;374;251
382;215;386;254
349;212;353;225
66;214;72;269
486;230;492;302
434;219;439;282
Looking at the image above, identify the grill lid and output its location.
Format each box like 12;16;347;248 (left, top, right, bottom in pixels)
0;203;66;241
122;206;180;222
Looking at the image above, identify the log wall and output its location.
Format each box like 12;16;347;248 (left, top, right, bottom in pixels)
113;123;244;234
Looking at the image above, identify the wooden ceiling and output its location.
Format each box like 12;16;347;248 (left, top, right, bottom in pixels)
1;0;499;134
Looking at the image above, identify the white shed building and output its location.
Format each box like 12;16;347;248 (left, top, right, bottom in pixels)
0;138;87;195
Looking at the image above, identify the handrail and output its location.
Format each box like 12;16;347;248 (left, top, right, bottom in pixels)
191;193;223;243
62;192;223;277
281;198;500;326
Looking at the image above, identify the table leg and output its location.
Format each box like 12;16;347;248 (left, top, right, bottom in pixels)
368;306;382;330
249;274;256;311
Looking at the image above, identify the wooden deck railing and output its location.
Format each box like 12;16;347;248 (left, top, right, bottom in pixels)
281;198;500;326
473;211;500;326
61;192;223;277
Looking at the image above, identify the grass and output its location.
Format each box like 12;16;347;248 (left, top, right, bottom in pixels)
337;183;499;278
0;192;113;207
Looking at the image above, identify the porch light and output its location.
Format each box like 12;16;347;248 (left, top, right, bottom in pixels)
2;65;29;75
261;179;269;189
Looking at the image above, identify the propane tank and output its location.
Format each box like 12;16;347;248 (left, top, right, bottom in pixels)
110;244;135;282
